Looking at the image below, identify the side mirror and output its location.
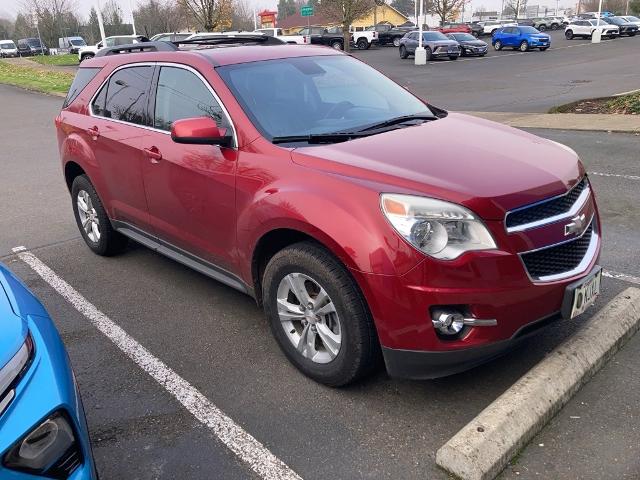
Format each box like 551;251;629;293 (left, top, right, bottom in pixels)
171;117;231;147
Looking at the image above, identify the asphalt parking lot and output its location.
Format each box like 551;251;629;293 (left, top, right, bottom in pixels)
1;63;639;479
353;29;640;112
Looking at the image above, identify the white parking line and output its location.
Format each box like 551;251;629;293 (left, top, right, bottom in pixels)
589;171;640;181
12;246;302;480
604;269;640;286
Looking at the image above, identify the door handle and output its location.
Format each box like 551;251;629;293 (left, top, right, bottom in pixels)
143;146;163;163
86;126;99;139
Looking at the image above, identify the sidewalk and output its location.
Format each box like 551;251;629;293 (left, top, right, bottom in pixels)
462;111;640;134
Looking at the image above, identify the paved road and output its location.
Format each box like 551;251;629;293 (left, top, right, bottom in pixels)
0;84;639;479
353;30;640;112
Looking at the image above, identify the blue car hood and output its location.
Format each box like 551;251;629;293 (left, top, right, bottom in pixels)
0;266;31;368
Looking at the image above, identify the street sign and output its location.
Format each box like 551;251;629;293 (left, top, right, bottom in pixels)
301;6;314;16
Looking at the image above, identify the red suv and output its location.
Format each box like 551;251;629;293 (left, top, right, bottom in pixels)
56;36;602;386
436;23;473;34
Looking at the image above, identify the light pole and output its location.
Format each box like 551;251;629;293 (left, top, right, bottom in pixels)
130;0;137;35
96;0;106;44
592;0;603;42
414;0;426;65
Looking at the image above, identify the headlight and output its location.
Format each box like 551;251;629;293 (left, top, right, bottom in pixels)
0;334;34;415
3;410;83;479
381;194;497;260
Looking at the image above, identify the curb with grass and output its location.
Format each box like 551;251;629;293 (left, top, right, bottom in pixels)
436;287;640;480
0;60;72;97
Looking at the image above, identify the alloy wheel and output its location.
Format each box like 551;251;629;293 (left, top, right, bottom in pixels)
77;190;100;242
276;272;342;364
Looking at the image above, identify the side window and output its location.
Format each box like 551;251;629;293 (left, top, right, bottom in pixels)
93;66;153;125
262;29;274;37
154;66;229;132
104;38;116;47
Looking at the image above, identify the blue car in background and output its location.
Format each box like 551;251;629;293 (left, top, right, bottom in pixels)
492;26;550;52
0;264;97;479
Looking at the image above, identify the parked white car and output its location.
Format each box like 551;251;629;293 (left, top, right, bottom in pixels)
253;28;310;44
0;39;18;58
564;19;619;39
78;35;149;62
478;20;517;35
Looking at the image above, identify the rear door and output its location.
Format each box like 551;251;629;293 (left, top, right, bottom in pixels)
140;64;238;271
86;64;155;230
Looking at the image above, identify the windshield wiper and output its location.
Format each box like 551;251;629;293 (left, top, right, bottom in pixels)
271;132;370;145
356;114;438;132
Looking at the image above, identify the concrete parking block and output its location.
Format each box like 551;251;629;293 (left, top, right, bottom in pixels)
436;287;640;480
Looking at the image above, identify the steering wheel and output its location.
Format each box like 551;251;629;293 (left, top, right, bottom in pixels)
322;101;355;120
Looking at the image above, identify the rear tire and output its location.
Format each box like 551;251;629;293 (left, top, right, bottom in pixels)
330;40;343;50
539;25;546;31
392;37;401;47
356;38;368;50
80;53;94;62
399;45;408;59
519;40;529;52
425;46;433;60
71;175;128;256
262;242;379;387
494;40;503;50
565;30;573;39
540;47;548;51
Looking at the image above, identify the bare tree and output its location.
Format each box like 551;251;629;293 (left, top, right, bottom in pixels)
503;0;524;18
134;0;190;36
319;0;375;52
179;0;222;31
428;0;464;24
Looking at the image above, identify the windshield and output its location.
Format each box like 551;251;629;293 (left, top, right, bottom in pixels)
1;42;16;49
519;26;540;33
217;55;432;141
423;31;449;41
26;38;43;46
70;39;86;46
452;33;476;41
626;16;639;21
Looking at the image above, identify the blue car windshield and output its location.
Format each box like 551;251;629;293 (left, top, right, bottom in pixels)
423;31;449;41
217;55;432;140
518;26;540;33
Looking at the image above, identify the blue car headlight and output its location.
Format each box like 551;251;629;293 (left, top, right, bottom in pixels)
3;410;83;479
0;334;34;415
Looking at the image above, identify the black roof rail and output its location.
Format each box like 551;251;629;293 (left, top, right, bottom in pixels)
175;34;286;47
95;41;178;57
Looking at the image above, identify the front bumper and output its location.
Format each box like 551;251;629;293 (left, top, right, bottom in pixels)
0;315;96;480
462;45;488;54
529;38;550;46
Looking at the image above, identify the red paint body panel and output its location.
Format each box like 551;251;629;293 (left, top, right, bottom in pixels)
56;48;602;365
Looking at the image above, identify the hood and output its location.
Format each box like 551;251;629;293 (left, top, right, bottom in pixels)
0;269;28;369
291;113;583;220
431;40;459;47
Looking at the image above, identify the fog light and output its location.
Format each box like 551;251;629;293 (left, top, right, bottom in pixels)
432;311;465;335
3;410;82;478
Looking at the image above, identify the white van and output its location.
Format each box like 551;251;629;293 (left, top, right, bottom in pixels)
0;40;18;58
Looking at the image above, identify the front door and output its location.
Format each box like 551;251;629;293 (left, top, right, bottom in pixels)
141;65;238;271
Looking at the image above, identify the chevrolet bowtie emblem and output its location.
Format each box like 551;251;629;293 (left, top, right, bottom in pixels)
565;213;587;236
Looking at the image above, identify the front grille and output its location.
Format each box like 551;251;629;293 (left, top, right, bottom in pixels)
506;177;588;229
48;446;83;478
521;223;593;279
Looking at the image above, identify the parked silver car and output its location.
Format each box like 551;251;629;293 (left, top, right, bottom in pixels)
399;31;460;60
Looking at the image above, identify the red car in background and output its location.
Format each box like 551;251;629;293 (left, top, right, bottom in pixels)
55;35;602;386
435;22;472;34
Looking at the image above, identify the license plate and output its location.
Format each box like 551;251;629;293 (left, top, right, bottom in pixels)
569;269;601;319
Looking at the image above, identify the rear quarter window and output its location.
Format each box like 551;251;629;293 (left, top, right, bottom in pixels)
63;67;101;108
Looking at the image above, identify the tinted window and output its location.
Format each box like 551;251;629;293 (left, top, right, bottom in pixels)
519;26;539;33
154;66;229;132
96;66;153;125
64;67;101;108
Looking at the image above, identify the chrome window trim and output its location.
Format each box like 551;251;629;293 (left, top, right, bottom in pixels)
88;61;238;149
505;179;590;233
518;215;598;283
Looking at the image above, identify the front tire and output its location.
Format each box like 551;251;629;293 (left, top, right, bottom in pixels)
392;37;401;47
519;40;529;52
80;53;94;62
540;47;548;51
71;175;128;256
330;40;343;50
262;242;379;387
399;45;408;59
449;55;458;60
425;46;433;60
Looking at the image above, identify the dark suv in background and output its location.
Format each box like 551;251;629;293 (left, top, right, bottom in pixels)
17;38;49;56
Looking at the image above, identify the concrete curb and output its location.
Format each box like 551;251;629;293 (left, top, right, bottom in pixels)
436;287;640;480
461;111;640;133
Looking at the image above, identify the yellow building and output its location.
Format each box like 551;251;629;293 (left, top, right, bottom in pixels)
352;4;409;30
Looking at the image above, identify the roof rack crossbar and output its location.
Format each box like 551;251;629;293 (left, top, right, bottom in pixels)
95;41;178;57
175;34;286;47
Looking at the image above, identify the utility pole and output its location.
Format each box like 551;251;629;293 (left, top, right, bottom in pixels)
130;0;137;35
415;0;426;65
96;0;106;43
33;13;44;55
592;0;603;42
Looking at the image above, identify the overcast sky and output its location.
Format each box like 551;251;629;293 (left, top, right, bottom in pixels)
0;0;573;22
